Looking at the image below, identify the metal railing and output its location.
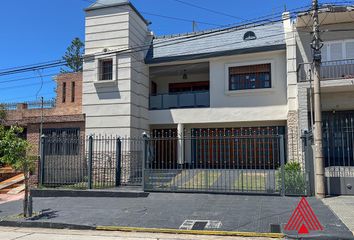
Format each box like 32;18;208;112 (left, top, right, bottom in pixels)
40;135;144;189
143;129;289;195
149;91;210;110
1;100;56;111
298;59;354;82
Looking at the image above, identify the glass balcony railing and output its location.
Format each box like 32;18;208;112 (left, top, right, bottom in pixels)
149;91;210;110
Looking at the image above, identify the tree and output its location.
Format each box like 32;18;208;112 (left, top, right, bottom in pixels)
0;126;35;217
61;37;84;73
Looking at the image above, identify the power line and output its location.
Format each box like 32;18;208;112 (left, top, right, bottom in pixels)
172;0;245;21
0;2;314;78
82;0;222;27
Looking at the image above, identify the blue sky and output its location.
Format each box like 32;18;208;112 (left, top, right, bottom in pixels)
0;0;320;103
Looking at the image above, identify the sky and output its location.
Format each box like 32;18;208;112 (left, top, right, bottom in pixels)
0;0;332;103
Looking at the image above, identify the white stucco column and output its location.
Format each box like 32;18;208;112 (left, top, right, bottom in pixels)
177;123;184;165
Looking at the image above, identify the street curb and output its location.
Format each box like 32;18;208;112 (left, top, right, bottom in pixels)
96;226;285;238
0;220;95;230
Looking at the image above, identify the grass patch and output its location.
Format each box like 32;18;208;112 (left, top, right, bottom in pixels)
234;172;267;191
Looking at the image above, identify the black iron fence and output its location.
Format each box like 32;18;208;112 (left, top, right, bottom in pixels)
142;128;304;195
40;135;143;189
39;128;311;196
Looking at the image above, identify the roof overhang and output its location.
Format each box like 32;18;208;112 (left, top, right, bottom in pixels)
296;5;354;28
145;44;286;65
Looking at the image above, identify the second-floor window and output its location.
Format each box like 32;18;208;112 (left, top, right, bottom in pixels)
229;63;271;91
321;40;354;62
62;82;66;103
99;59;113;81
71;82;75;102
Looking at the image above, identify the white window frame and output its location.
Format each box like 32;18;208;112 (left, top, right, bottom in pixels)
224;59;275;96
94;54;117;84
322;39;354;62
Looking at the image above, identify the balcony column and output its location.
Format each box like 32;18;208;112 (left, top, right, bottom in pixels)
177;123;184;165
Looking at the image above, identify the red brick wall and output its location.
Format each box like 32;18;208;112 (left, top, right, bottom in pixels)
4;72;83;125
55;72;82;115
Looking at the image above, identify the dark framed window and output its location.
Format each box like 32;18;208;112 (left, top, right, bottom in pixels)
62;82;66;103
99;59;113;81
169;81;209;93
43;128;80;155
71;82;75;102
229;64;271;91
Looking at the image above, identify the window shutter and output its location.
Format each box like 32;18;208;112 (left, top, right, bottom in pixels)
329;42;343;61
229;64;270;74
345;41;354;59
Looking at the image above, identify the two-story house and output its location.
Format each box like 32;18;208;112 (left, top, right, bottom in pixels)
81;0;354;194
83;0;289;169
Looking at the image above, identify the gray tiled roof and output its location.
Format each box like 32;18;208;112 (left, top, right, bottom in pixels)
146;21;285;64
86;0;130;10
85;0;149;24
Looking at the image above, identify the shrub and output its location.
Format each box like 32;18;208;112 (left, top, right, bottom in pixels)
278;162;307;195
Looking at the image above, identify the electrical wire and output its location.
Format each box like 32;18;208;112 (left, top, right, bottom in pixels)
172;0;246;21
0;2;313;78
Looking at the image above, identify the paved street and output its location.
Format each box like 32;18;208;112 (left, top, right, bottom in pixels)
0;227;273;240
323;196;354;234
0;193;352;238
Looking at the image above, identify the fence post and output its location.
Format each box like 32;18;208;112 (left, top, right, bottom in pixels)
88;135;93;189
142;132;150;191
279;135;286;196
39;135;46;186
115;137;122;187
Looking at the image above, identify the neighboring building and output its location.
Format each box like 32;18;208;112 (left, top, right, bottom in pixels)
288;5;354;194
3;72;85;157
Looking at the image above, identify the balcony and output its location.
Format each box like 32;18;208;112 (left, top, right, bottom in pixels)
150;91;210;110
298;59;354;82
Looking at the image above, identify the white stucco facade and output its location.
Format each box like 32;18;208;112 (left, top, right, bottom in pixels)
82;0;354;156
83;3;150;137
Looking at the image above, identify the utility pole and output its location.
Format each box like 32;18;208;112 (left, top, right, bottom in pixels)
40;96;44;137
311;0;325;198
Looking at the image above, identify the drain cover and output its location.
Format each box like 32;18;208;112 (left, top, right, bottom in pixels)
180;220;222;230
270;224;281;233
192;221;208;230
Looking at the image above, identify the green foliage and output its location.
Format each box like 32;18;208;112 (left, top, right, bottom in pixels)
61;37;84;73
0;126;35;172
278;162;307;195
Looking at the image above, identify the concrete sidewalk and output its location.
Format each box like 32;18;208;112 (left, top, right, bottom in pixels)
0;193;353;238
323;196;354;234
0;227;273;240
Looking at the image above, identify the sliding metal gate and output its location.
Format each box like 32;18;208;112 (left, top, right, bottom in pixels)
143;130;288;195
323;111;354;195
